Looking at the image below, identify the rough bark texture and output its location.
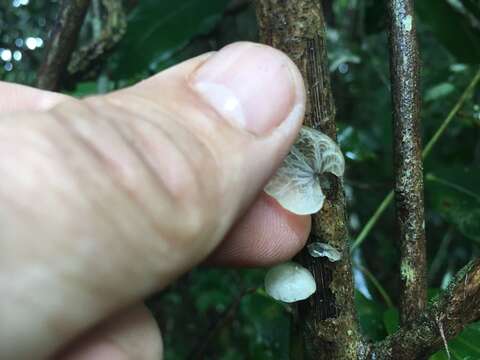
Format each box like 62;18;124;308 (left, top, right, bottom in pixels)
373;259;480;359
387;0;427;325
37;0;91;90
255;1;363;359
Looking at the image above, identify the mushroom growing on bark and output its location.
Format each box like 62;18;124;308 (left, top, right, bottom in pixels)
264;126;345;302
265;126;345;215
264;262;316;303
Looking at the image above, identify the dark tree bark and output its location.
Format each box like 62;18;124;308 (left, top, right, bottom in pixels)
255;2;363;359
387;0;427;325
37;0;91;90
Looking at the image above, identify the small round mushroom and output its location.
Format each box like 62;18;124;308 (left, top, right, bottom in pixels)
264;262;316;303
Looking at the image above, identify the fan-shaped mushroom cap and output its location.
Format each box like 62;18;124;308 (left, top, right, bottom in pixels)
265;126;345;215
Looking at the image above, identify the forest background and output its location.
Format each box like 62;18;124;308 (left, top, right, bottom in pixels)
1;0;480;358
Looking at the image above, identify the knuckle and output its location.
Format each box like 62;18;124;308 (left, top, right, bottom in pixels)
0;97;228;274
79;97;223;246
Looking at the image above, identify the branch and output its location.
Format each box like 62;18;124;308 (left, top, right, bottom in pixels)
373;258;480;359
387;0;426;325
255;1;362;358
67;0;127;82
37;0;91;90
351;67;480;251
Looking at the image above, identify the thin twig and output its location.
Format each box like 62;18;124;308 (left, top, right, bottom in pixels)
37;0;91;90
426;173;480;201
351;68;480;251
351;191;394;250
423;69;480;158
358;264;394;308
387;0;426;325
436;315;452;360
428;227;454;282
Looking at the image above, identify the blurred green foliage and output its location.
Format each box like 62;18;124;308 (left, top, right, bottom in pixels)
112;0;231;79
2;0;480;358
0;0;57;82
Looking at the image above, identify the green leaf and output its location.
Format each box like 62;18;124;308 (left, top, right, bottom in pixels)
112;0;230;79
383;308;399;335
416;0;480;63
430;322;480;360
426;167;480;242
338;125;377;162
69;81;97;98
356;291;387;341
425;83;456;102
240;292;290;359
194;289;232;314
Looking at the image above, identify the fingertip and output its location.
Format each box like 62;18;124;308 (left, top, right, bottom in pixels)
207;193;310;267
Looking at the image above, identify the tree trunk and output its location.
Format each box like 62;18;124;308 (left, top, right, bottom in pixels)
255;2;362;358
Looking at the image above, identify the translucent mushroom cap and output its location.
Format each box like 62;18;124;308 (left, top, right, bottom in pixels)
307;242;342;262
264;262;316;303
265;126;345;215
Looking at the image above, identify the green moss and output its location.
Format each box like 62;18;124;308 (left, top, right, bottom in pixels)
401;261;416;284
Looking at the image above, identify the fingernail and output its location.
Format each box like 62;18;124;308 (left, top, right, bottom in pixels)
191;42;303;135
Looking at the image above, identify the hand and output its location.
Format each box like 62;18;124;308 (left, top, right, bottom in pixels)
0;42;309;359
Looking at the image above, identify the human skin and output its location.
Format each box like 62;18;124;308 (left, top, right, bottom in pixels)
0;42;310;359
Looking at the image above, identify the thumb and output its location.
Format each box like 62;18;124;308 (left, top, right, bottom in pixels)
0;42;305;359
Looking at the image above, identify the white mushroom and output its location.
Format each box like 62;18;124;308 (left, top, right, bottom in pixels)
307;242;342;262
264;262;316;303
265;126;345;215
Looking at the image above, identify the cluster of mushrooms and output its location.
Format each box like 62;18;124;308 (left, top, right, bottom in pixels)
263;126;345;303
